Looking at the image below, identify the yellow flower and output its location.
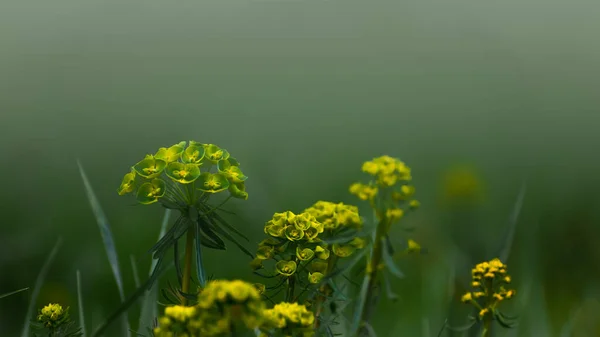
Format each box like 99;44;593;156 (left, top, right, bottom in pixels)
461;293;473;303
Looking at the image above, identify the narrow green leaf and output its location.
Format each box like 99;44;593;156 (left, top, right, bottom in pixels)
139;209;170;334
130;255;141;289
76;270;87;337
0;287;29;300
498;181;527;262
21;237;62;337
91;259;174;337
194;219;207;287
350;274;371;336
78;161;130;337
381;237;404;279
206;217;254;258
325;247;368;281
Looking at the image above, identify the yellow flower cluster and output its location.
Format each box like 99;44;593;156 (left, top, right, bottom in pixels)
154;280;265;337
255;208;366;285
261;302;315;337
349;156;419;218
154;305;200;337
37;303;68;329
303;201;362;231
118;141;249;205
461;258;516;319
361;155;411;187
264;211;324;243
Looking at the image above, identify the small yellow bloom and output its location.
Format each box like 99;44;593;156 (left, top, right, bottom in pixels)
461;292;473;303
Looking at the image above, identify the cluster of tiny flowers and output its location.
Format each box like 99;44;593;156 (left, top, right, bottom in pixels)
154;280;265;336
118;141;248;204
349;156;419;214
259;302;315;337
37;303;69;329
153;306;200;337
253;207;365;285
461;258;516;319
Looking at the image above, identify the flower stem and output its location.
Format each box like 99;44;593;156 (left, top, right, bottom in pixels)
357;219;386;336
314;256;338;329
285;275;296;302
181;228;195;305
481;319;492;337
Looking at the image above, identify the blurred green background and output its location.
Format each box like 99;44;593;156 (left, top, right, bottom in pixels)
2;0;600;335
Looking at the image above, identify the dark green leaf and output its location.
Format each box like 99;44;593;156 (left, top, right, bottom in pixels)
381;237;404;279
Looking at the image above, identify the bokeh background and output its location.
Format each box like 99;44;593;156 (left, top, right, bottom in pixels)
2;0;600;336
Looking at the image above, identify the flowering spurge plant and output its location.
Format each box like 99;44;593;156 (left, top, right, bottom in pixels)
259;302;315;337
152;279;316;337
459;258;517;336
250;203;367;333
153;280;266;337
117;141;252;303
32;303;83;337
348;155;421;336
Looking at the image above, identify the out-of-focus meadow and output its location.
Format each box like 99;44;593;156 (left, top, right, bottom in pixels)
1;0;600;336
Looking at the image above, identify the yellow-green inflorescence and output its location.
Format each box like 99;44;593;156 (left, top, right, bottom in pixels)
118;141;248;205
252;203;366;293
259;302;315;337
154;279;266;336
154;279;316;337
37;303;69;329
349;155;421;333
461;258;516;321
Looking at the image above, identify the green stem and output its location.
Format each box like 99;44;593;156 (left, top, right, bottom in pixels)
357;218;386;335
313;256;338;329
181;229;195;305
285;275;296;302
481;319;491;337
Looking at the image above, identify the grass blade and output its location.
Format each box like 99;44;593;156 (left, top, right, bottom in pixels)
350;274;371;336
91;259;175;337
195;220;207;288
498;181;527;262
130;255;141;289
21;237;62;337
77;160;130;337
77;270;87;337
0;287;29;300
139;209;171;334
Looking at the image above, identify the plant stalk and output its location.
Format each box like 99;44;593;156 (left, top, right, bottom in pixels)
357;219;386;335
181;229;195;305
314;256;338;329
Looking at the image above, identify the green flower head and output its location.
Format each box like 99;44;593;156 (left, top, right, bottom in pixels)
204;144;230;163
229;182;249;200
154;141;186;163
197;172;230;193
181;141;205;164
332;243;356;258
303;227;320;241
133;157;167;179
37;303;69;329
256;245;275;260
218;159;247;184
294;213;315;231
272;211;296;227
117;168;136;195
296;247;315;261
165;162;201;184
136;179;166;204
285;226;304;241
315;245;330;260
275;260;297;277
308;272;324;284
265;222;285;238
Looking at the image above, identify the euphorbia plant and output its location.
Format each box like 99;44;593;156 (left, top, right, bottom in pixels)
117;141;253;304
